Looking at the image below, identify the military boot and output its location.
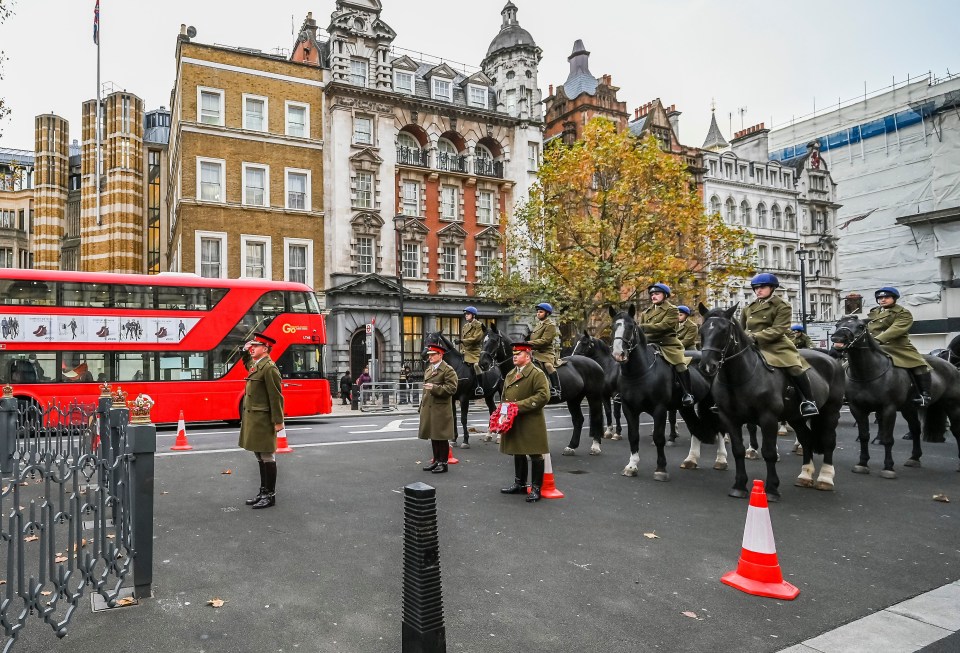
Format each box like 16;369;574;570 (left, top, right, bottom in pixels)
677;369;695;407
251;462;276;509
526;457;545;502
245;460;267;506
549;371;562;402
792;371;819;417
912;370;933;407
501;456;528;494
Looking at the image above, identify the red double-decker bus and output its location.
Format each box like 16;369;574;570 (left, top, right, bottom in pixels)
0;269;331;423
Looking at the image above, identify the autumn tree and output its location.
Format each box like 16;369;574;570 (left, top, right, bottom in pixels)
0;1;14;139
479;117;753;334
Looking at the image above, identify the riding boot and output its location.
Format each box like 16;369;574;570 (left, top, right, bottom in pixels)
526;457;545;502
912;370;933;407
245;460;266;505
501;455;528;494
792;371;819;417
677;369;695;407
423;440;442;471
432;440;449;473
252;462;276;509
549;371;562;402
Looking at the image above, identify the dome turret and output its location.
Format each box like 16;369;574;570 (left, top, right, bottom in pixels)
484;2;538;59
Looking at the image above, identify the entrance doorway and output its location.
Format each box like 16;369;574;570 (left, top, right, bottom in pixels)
349;328;384;381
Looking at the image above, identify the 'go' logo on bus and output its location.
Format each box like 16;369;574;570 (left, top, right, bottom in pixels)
281;323;301;334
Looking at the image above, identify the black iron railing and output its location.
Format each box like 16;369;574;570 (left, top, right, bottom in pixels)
436;153;468;174
474;159;504;178
397;147;428;167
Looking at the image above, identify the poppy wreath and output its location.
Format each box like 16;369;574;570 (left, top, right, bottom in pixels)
489;402;519;435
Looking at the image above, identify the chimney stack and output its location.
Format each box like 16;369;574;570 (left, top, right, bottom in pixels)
730;122;770;160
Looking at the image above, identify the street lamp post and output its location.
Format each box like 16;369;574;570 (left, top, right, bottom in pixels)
796;247;808;331
393;214;407;369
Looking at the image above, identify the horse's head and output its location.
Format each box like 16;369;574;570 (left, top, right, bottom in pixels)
608;305;644;363
831;315;869;352
480;328;510;371
697;303;739;376
422;331;449;361
571;330;596;358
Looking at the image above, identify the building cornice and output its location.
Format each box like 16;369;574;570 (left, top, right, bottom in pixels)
896;206;960;227
180;124;325;151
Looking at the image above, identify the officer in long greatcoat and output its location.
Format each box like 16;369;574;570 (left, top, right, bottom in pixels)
419;344;459;474
499;341;551;503
529;302;561;400
238;332;285;509
641;284;695;406
676;305;700;350
867;286;932;406
741;273;818;417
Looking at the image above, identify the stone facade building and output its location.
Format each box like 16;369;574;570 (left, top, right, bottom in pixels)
0;147;35;270
166;32;325;288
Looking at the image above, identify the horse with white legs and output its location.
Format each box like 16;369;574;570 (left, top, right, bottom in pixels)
697;304;844;500
570;331;622;440
832;316;960;476
610;306;720;481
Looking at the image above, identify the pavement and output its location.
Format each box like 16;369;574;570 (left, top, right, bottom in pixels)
5;405;959;653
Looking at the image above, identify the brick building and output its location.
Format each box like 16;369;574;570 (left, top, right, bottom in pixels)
166;31;325;287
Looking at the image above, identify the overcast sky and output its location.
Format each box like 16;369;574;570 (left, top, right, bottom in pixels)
1;0;958;151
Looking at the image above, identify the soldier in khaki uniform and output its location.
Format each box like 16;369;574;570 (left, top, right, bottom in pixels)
642;284;695;406
238;332;285;509
459;306;485;395
419;344;459;474
867;286;932;406
529;302;561;401
789;324;814;349
676;305;700;350
499;342;551;503
741;273;818;417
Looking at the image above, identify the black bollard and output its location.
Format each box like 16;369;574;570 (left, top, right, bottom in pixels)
402;482;445;653
351;383;360;411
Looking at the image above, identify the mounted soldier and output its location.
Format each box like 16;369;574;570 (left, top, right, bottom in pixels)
676;305;700;350
640;284;694;406
867;286;932;406
529;302;562;401
741;273;819;417
459;306;485;396
789;324;814;349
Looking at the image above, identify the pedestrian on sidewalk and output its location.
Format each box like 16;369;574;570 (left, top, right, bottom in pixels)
339;370;352;405
499;341;550;502
419;344;458;474
238;332;285;510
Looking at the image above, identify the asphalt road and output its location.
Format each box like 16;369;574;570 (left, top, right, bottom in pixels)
8;406;959;653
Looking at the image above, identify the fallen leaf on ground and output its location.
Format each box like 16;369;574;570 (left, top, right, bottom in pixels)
643;532;660;539
115;597;136;607
933;493;950;503
681;610;699;619
40;591;52;597
0;580;6;585
221;469;232;475
207;598;227;608
107;534;115;540
24;535;39;543
55;555;67;563
74;538;87;551
160;491;169;495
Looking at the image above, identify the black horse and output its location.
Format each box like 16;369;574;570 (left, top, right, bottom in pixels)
480;328;606;454
422;331;501;448
833;316;960;474
609;306;719;482
697;304;845;500
932;333;960;370
571;331;622;440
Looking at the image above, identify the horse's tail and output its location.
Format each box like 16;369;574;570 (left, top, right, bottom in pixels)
922;403;948;443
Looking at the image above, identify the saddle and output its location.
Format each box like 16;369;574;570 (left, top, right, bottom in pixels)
752;345;776;372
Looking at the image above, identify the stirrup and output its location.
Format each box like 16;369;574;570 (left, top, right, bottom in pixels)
799;400;819;417
913;393;932;407
681;393;695;407
474;386;484;396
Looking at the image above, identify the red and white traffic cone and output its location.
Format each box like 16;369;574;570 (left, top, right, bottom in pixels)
447;442;459;465
539;453;564;499
721;479;799;600
275;427;293;454
170;410;193;451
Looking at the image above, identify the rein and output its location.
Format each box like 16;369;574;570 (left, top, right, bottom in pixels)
834;323;894;382
612;322;657;376
701;318;761;386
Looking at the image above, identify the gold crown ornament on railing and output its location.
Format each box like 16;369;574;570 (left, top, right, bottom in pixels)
99;381;112;398
2;384;12;399
112;387;128;406
129;393;155;424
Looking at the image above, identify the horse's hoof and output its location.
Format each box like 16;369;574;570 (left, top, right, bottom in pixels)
766;492;781;503
622;467;638;477
777;426;788;436
852;465;870;474
879;469;897;479
723;435;731;444
602;431;612;440
745;449;760;460
654;471;670;482
611;433;623;441
815;479;835;491
589;445;601;456
482;434;493;443
460;442;470;449
795;477;814;488
562;447;576;456
680;459;698;470
903;458;921;468
666;439;676;447
728;488;748;499
713;461;728;471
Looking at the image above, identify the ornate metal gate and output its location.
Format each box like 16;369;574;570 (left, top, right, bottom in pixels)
0;385;155;651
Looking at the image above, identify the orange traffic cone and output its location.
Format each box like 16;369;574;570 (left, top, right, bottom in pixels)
447;442;459;465
721;479;799;600
275;427;293;454
170;410;193;451
539;453;564;499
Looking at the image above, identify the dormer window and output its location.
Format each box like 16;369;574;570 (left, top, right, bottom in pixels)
468;85;488;109
350;59;368;87
395;70;414;94
432;78;452;102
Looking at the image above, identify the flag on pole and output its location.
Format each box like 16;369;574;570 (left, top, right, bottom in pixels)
93;0;100;45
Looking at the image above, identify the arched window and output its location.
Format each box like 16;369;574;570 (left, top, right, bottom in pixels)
438;138;458;156
784;206;796;232
757;244;768;268
725;198;736;224
740;200;752;227
756;203;767;228
475;144;493;165
771;204;783;229
710;195;721;216
397;132;419;151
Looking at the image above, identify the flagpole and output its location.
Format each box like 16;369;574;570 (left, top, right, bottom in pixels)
95;1;101;227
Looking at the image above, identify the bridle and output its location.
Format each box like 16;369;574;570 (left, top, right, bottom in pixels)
612;320;640;359
833;322;894;382
482;333;513;370
571;336;594;357
699;317;752;370
831;323;868;351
